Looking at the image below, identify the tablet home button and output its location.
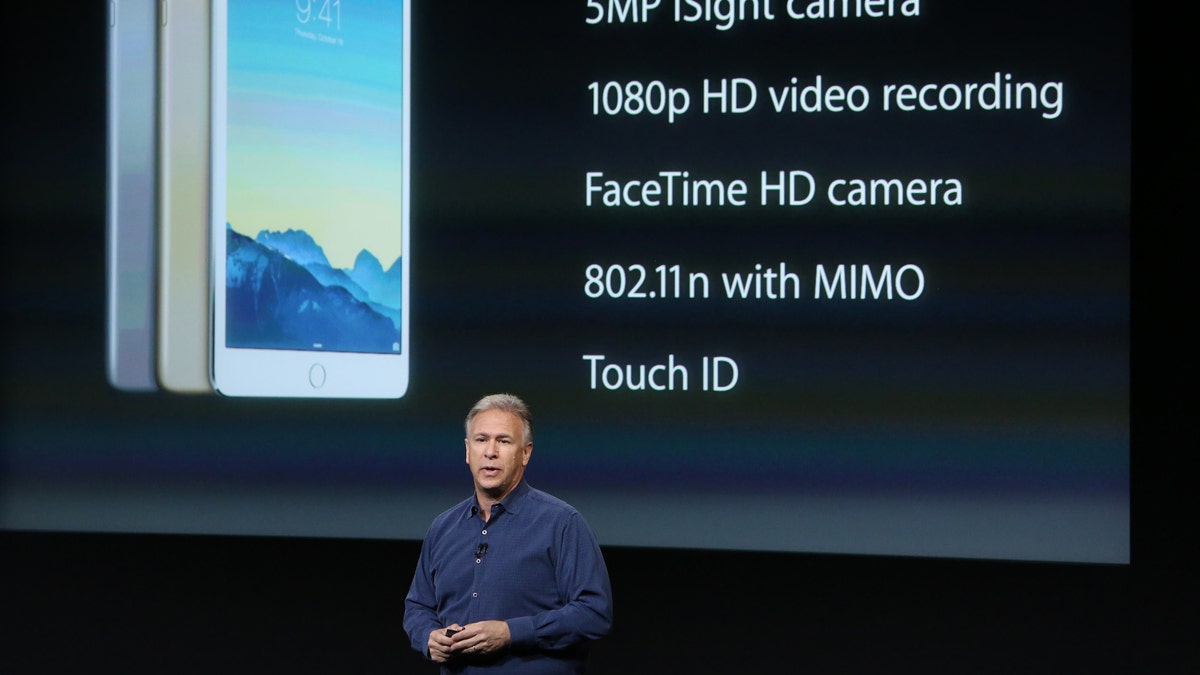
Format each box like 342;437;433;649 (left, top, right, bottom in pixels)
309;364;327;389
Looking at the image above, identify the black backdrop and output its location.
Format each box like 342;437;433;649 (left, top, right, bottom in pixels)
4;531;1139;672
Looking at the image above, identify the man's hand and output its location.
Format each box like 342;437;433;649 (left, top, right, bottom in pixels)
448;620;512;657
427;624;463;663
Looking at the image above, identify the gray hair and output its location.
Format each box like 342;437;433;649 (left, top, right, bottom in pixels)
464;393;533;446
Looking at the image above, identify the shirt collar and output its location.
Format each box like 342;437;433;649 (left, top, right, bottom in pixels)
465;479;532;520
498;479;531;515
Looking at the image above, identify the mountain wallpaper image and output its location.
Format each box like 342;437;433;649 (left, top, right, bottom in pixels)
226;225;402;354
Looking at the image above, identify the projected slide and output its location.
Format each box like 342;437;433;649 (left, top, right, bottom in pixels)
5;0;1128;563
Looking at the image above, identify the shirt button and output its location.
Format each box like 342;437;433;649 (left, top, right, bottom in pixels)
481;530;487;535
472;592;478;598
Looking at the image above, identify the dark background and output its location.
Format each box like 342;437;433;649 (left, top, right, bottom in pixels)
1;1;1179;672
2;530;1148;673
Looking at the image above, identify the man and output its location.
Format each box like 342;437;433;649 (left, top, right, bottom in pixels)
404;394;613;674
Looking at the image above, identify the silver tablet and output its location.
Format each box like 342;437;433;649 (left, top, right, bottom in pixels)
210;0;411;398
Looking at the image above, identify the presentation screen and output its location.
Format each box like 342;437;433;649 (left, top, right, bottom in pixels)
2;0;1128;563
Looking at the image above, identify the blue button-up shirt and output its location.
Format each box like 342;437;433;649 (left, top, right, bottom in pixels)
404;481;613;674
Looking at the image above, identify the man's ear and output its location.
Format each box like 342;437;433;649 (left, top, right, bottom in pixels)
464;438;470;464
521;443;533;466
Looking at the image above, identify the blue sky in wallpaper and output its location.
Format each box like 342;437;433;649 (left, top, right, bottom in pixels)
225;0;404;352
226;0;404;270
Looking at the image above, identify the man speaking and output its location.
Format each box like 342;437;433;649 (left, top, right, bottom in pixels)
404;394;613;673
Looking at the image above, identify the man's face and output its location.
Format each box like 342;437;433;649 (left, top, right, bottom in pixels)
465;409;532;502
